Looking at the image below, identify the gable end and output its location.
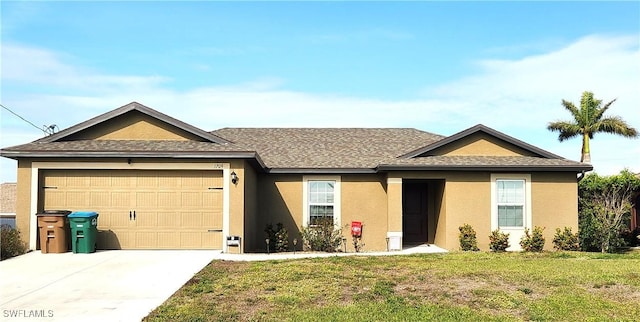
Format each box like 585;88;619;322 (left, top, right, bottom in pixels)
401;124;563;159
37;102;230;144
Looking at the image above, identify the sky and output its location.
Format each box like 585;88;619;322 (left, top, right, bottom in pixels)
1;1;639;183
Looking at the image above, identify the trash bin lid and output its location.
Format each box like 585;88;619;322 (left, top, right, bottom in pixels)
68;211;99;218
36;210;72;216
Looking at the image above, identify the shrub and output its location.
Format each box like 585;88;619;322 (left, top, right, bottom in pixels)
300;218;343;252
621;227;640;248
520;226;545;252
458;224;479;251
552;227;580;251
352;235;364;253
264;223;289;253
578;170;640;252
1;225;27;260
489;229;510;252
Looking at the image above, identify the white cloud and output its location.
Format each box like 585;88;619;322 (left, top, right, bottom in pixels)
1;44;169;93
1;34;639;182
421;34;640;175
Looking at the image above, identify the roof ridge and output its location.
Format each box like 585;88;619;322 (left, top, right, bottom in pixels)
35;102;231;145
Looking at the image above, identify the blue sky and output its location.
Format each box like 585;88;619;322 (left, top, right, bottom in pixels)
1;1;639;182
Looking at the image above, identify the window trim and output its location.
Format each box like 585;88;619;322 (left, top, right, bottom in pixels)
303;176;341;227
490;174;532;230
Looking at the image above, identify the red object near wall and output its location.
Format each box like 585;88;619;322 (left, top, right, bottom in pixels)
351;221;362;237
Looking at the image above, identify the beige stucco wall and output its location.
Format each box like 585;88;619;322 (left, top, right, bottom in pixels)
255;174;303;252
12;157;579;254
242;162;258;253
435;133;536;157
227;159;247;253
252;174;390;252
386;178;402;235
443;172;492;250
66;111;203;141
391;171;491;250
531;172;579;249
389;171;579;251
341;175;388;252
15;159;33;246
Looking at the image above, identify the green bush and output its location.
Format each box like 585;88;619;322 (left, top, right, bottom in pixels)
552;227;580;251
1;226;27;260
489;229;510;252
629;227;640;247
300;218;343;252
458;224;479;251
578;170;640;252
264;223;289;253
520;226;545;252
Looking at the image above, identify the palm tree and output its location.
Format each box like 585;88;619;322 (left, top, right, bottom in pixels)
547;91;637;164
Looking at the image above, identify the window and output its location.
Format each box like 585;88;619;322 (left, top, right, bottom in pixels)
308;181;335;225
303;176;341;227
496;179;525;227
491;174;532;251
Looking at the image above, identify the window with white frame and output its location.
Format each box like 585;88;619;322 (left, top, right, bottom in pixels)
303;176;341;227
309;181;335;224
496;179;525;227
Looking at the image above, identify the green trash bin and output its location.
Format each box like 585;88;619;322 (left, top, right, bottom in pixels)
68;211;99;253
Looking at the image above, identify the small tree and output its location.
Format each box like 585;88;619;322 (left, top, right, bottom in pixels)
579;170;640;252
520;226;546;252
458;224;479;251
552;227;580;251
489;229;510;252
264;223;289;253
300;218;343;252
1;226;27;260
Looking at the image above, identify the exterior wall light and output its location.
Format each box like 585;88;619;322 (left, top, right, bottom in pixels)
231;171;239;185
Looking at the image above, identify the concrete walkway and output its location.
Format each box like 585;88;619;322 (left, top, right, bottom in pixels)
220;243;447;261
0;245;446;322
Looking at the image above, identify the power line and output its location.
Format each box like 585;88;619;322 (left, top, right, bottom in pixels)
1;103;58;135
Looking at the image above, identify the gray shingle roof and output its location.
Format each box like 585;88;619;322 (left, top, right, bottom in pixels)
212;128;445;169
1;140;255;158
0;100;592;172
379;156;590;171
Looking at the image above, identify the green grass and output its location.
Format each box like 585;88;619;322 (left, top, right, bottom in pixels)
145;252;640;321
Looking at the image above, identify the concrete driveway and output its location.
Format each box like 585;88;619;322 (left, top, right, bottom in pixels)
0;250;219;322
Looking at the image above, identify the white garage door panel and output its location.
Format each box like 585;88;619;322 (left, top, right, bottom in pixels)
42;169;223;250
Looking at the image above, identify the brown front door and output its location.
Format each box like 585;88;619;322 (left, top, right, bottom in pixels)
403;182;428;244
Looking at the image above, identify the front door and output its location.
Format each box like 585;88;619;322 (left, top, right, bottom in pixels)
403;182;428;244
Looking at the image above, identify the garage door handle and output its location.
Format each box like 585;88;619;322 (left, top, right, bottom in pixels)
133;211;136;220
129;211;132;220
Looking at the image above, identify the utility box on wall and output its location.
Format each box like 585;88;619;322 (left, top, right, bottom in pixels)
387;232;402;251
226;235;241;253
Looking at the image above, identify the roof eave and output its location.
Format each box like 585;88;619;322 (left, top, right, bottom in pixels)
267;168;376;174
377;164;594;172
0;150;259;160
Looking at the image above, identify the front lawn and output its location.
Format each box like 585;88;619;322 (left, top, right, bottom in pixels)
145;251;640;321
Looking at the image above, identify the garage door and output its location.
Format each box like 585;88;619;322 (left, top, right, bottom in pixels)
42;169;223;249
